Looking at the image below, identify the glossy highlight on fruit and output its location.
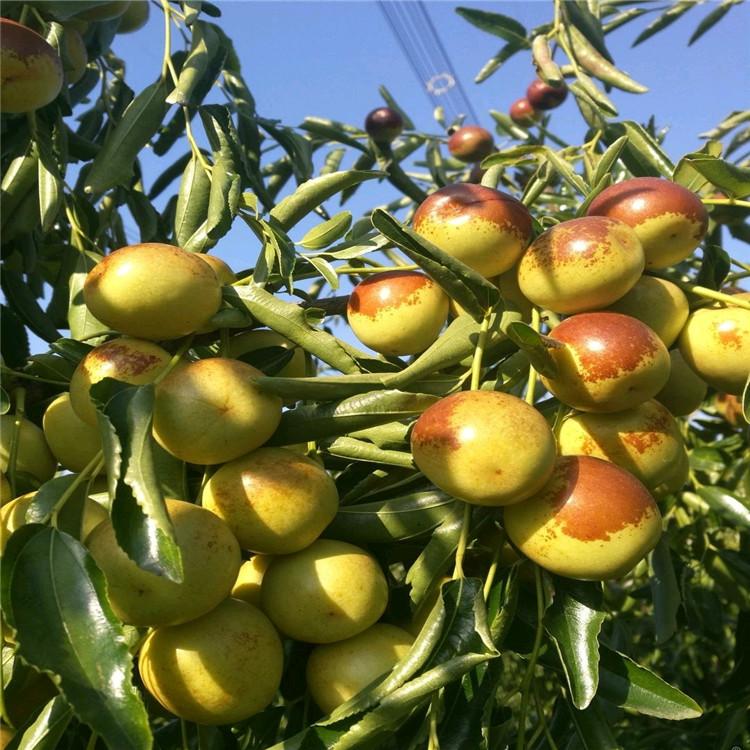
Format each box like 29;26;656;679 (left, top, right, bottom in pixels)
518;216;644;314
261;539;388;643
0;18;64;113
411;390;557;506
586;177;708;269
365;106;403;143
413;184;533;278
542;312;671;412
83;243;223;340
526;79;568;110
347;271;448;356
504;456;662;580
42;393;102;473
447;125;494;163
509;97;538;126
138;598;283;725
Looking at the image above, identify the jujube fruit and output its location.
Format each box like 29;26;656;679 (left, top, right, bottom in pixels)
526;79;568;110
227;329;308;379
42;393;102;473
447;126;494;163
117;0;149;32
0;415;56;485
509;97;538;126
365;107;403;144
62;25;87;84
655;349;707;416
231;556;271;607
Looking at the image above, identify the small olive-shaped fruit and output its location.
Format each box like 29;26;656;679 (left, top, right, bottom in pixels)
231;556;271;607
83;243;222;340
307;624;413;714
447;126;494;163
62;26;87;84
69;338;171;426
0;19;63;113
227;329;308;378
557;399;685;491
347;271;448;356
604;276;689;347
411;391;556;506
653;447;689;496
586;177;708;269
509;97;539;126
678;305;750;395
139;598;283;725
261;539;388;643
194;253;236;284
87;499;241;626
526;79;568;110
117;0;149;32
0;415;56;485
655;349;707;416
517;216;644;314
541;312;671;412
413;184;533;278
152;358;282;465
504;456;662;580
365;107;404;144
76;1;131;21
202;447;339;554
42;393;102;473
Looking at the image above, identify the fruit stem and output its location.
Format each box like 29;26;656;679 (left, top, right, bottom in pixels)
0;366;69;387
702;197;750;209
180;719;190;750
483;535;504;600
516;564;546;750
85;731;98;750
7;388;26;499
428;693;441;749
525;309;541;405
470;309;492;391
654;274;750;311
452;502;473;580
730;258;750;274
51;452;104;526
533;682;560;750
153;336;195;386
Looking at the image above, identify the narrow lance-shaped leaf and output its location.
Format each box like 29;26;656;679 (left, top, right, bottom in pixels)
649;536;681;644
506;322;559;378
300;211;353;250
475;41;525;84
681;155;750;198
1;525;152;750
697;486;750;528
68;250;109;341
455;6;528;45
6;695;73;750
602;121;674;178
632;0;697;47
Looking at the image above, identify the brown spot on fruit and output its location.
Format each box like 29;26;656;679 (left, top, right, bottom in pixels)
89;342;162;376
411;392;462;450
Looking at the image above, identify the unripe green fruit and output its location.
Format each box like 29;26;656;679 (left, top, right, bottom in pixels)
87;499;241;626
347;271;448;356
76;1;131;21
541;312;671;412
504;456;662;580
42;393;102;473
153;358;282;465
261;539;388;643
69;338;171;426
194;253;236;284
604;276;689;347
557;399;685;490
413;184;533;279
231;556;271;607
410;391;556;506
653;447;689;496
306;624;413;714
678;305;750;395
202;447;339;554
517;216;644;314
447;126;494;163
62;25;87;84
0;19;63;113
117;0;149;32
138;598;283;725
655;350;707;416
83;243;222;340
0;415;56;485
227;329;308;379
586;177;708;269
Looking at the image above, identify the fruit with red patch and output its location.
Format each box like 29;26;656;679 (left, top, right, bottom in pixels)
509;97;539;126
504;455;662;580
365;106;404;144
526;79;568;110
447;125;495;163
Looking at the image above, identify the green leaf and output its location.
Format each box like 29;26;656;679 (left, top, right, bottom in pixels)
681;155;750;198
542;146;590;193
569;75;619;118
67;251;109;341
475;41;525;84
506;322;558;378
206;154;241;240
697;486;750;528
602;121;674;178
268;390;438;445
225;285;360;374
566;696;622;750
531;34;563;85
300;211;353;250
598;646;703;719
36;122;64;233
305;256;339;290
300;117;368;152
325;491;453;543
455;6;528;45
688;0;739;45
632;1;697;47
126;191;162;243
673;140;723;192
1;526;151;750
148;151;193;200
694;243;731;290
8;695;73;750
546;580;605;710
649;536;680;644
371;209;501;320
271;170;383;231
0;270;60;344
90;380;183;582
325;437;414;468
85;78;171;195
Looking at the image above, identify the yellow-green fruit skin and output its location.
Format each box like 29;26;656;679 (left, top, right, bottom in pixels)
138;598;283;725
517;216;644;315
202;447;338;554
557;400;685;491
604;276;689;348
655;350;708;416
152;359;282;465
542;312;671;413
0;19;64;113
42;393;102;473
87;499;241;626
504;456;662;580
261;539;388;643
653;447;689;496
83;243;222;340
410;391;556;506
117;0;149;32
228;329;308;379
194;253;236;284
678;306;750;395
306;624;413;714
231;556;271;607
62;26;87;84
346;271;448;356
0;416;56;485
69;338;171;426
